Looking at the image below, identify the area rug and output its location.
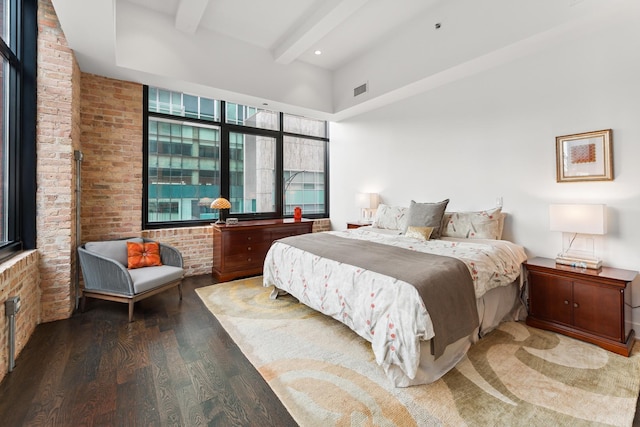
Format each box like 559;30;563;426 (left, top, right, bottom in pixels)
196;276;640;426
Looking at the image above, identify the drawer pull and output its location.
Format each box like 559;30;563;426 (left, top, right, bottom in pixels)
247;237;252;241
247;257;252;262
247;246;252;251
574;303;579;308
564;300;569;305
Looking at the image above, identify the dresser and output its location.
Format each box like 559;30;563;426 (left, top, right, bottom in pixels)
212;218;314;282
525;257;637;356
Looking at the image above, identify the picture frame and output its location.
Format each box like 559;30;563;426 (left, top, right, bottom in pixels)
556;129;613;182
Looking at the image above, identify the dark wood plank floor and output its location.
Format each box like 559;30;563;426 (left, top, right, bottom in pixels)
0;273;638;426
0;275;297;426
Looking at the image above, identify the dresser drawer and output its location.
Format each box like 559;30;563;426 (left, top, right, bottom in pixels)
225;239;271;256
270;225;312;240
224;253;265;271
227;230;268;244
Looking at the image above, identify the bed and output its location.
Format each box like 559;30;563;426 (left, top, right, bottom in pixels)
263;202;527;387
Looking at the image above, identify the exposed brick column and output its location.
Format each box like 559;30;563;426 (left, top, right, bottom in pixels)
80;74;143;243
36;0;80;321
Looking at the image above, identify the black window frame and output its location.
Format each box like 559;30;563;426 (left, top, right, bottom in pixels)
0;0;37;263
143;85;329;230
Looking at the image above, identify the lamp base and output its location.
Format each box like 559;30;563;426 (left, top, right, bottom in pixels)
555;255;602;270
215;219;225;225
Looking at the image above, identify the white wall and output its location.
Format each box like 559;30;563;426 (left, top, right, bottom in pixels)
329;11;640;328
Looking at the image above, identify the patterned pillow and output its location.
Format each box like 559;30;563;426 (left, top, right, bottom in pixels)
441;207;503;239
127;241;163;269
405;226;434;241
403;199;449;239
372;204;408;230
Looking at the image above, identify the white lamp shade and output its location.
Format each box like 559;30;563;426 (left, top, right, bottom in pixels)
355;192;380;209
549;204;606;235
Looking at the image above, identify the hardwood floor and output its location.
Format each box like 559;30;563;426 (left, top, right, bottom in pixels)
0;275;297;426
0;273;639;426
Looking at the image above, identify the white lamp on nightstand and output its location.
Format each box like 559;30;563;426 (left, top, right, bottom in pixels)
549;203;606;269
356;192;380;223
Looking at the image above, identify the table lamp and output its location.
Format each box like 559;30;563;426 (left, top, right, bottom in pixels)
356;192;380;223
549;203;606;269
211;197;231;224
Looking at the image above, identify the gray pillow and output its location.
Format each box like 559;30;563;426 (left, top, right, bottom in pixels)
403;199;449;239
85;238;144;266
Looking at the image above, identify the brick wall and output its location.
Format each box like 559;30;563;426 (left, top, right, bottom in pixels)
80;74;144;242
36;0;80;322
0;251;40;383
142;227;213;277
312;218;331;232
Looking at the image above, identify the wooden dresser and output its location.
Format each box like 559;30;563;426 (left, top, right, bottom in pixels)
212;218;314;282
525;257;637;356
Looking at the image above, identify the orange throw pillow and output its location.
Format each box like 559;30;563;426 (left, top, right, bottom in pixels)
127;241;163;269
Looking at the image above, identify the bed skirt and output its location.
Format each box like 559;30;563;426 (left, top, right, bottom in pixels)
383;281;524;387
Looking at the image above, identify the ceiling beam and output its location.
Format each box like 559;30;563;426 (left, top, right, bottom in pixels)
175;0;210;34
272;0;370;65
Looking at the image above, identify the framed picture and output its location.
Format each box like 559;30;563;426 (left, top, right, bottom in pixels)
556;129;613;182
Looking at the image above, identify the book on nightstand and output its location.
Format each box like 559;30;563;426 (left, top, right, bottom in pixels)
555;255;602;270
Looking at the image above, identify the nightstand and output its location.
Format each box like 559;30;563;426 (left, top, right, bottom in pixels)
525;257;637;356
347;221;371;229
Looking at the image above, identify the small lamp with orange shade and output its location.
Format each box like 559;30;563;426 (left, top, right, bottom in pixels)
211;197;231;224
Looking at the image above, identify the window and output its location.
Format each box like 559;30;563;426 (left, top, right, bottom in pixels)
283;137;326;215
229;131;276;214
144;87;329;228
283;115;326;138
148;87;220;121
0;0;36;261
147;117;221;222
226;102;278;131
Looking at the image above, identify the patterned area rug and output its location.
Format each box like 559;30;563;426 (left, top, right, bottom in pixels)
196;276;640;426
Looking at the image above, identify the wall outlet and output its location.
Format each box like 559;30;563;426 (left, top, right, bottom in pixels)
5;296;20;315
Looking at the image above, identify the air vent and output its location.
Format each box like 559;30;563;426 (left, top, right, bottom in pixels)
353;83;368;97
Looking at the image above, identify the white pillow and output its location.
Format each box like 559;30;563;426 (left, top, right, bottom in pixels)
372;204;408;230
441;207;504;240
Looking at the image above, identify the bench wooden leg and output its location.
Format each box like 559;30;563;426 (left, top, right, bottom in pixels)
178;282;183;300
128;301;134;322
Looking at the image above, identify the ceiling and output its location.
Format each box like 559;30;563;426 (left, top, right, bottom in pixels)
50;0;635;121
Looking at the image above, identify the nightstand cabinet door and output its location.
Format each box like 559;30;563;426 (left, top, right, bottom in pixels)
572;280;623;341
528;271;572;326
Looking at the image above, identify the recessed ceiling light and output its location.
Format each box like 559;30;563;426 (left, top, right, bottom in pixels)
314;50;322;55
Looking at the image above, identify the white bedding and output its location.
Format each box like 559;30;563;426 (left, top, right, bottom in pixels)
263;227;527;386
